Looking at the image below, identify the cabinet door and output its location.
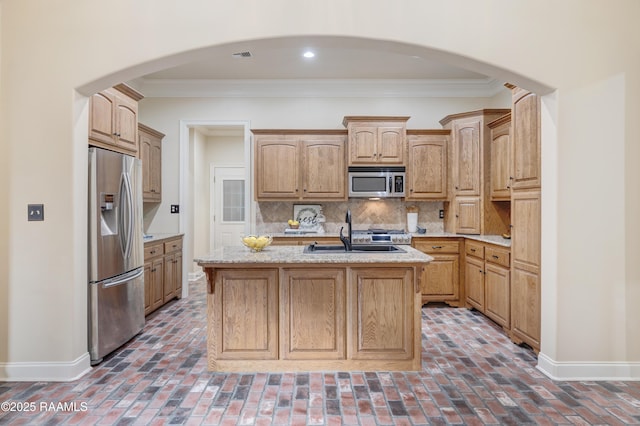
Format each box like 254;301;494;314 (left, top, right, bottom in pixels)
453;118;481;196
255;138;300;199
173;251;182;298
349;268;414;360
163;253;175;302
302;137;346;199
485;263;510;328
349;126;378;164
150;257;165;311
280;268;345;360
377;126;405;164
511;266;540;349
490;121;511;200
455;197;481;234
88;91;117;146
213;269;279;360
422;254;459;301
140;126;163;202
511;89;541;190
465;255;485;311
144;261;152;315
511;190;541;268
406;135;447;200
114;94;139;154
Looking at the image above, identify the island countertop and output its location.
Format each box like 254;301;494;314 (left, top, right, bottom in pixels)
194;244;433;265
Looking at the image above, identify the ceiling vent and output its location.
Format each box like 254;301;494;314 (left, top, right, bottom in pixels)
232;51;252;58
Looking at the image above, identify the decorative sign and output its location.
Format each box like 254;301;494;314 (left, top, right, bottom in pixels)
293;204;322;230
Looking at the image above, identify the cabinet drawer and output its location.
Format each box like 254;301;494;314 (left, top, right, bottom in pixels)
465;241;484;259
144;243;164;259
165;238;183;253
413;240;459;254
485;246;510;267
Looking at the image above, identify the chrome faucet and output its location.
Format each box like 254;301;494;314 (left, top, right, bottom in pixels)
340;209;353;251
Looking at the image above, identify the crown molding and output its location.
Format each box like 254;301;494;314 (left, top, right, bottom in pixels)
129;78;505;98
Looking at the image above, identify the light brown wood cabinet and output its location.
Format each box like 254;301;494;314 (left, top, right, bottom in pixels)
280;268;346;360
143;235;183;315
406;131;449;200
510;189;541;350
412;238;461;306
202;261;423;372
511;87;541;190
88;84;143;156
212;268;279;360
464;240;511;329
440;109;511;236
139;123;163;203
343;116;409;165
253;131;346;201
487;113;511;201
348;267;415;361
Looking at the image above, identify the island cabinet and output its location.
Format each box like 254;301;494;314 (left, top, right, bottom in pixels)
197;246;429;372
406;131;449;200
143;235;183;315
253;130;347;201
342;116;409;165
88;84;143;156
139;123;163;203
412;238;462;306
464;240;511;330
440;109;511;235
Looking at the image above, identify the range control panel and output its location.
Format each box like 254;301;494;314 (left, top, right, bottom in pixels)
351;231;412;245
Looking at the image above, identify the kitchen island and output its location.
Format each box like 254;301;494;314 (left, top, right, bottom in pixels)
195;245;432;372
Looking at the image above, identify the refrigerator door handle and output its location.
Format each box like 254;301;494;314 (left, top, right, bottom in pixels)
118;172;128;258
101;267;144;288
123;171;134;259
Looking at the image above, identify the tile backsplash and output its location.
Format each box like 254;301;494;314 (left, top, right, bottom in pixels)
256;199;444;234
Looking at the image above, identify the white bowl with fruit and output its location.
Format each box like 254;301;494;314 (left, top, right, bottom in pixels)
241;235;272;252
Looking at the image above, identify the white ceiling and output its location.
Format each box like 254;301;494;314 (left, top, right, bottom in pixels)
130;37;502;98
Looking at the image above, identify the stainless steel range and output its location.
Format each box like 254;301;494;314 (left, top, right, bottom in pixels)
351;228;412;245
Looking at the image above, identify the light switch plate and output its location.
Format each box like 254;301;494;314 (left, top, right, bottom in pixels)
28;204;44;221
170;205;180;214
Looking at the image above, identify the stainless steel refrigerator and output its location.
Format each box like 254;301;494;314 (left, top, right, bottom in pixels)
88;147;145;365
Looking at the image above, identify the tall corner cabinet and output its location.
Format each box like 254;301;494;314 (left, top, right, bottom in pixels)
508;85;542;352
439;109;511;235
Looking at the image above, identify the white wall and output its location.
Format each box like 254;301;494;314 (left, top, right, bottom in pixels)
1;0;639;381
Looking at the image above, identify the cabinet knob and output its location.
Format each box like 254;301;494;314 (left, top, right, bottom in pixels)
492;255;499;259
470;248;476;252
432;246;443;249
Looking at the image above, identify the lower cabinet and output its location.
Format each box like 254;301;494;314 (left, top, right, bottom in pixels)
464;240;511;329
412;238;461;306
143;235;183;315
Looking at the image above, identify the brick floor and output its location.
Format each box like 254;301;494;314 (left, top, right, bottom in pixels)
1;279;639;425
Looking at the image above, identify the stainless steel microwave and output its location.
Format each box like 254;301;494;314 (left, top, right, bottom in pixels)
348;166;406;198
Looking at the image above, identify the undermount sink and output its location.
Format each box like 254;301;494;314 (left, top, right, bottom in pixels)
303;244;405;254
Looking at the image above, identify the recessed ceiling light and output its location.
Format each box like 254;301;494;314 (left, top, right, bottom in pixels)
303;51;315;59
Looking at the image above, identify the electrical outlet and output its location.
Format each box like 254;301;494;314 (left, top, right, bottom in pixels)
170;205;180;214
439;209;444;219
28;204;44;221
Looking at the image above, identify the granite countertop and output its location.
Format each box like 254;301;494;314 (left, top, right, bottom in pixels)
143;233;184;244
194;245;432;265
269;231;512;248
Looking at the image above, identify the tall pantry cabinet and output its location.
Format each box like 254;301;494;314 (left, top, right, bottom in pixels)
508;85;542;352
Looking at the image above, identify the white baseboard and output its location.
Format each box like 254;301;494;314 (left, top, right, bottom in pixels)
538;352;640;381
0;352;92;382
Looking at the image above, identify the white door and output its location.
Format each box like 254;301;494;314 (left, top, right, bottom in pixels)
211;166;246;250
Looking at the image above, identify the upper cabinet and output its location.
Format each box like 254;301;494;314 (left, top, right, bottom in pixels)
487;113;512;201
139;123;164;203
253;130;347;201
406;130;449;200
88;84;144;156
440;109;511;235
342;116;409;165
510;87;541;190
